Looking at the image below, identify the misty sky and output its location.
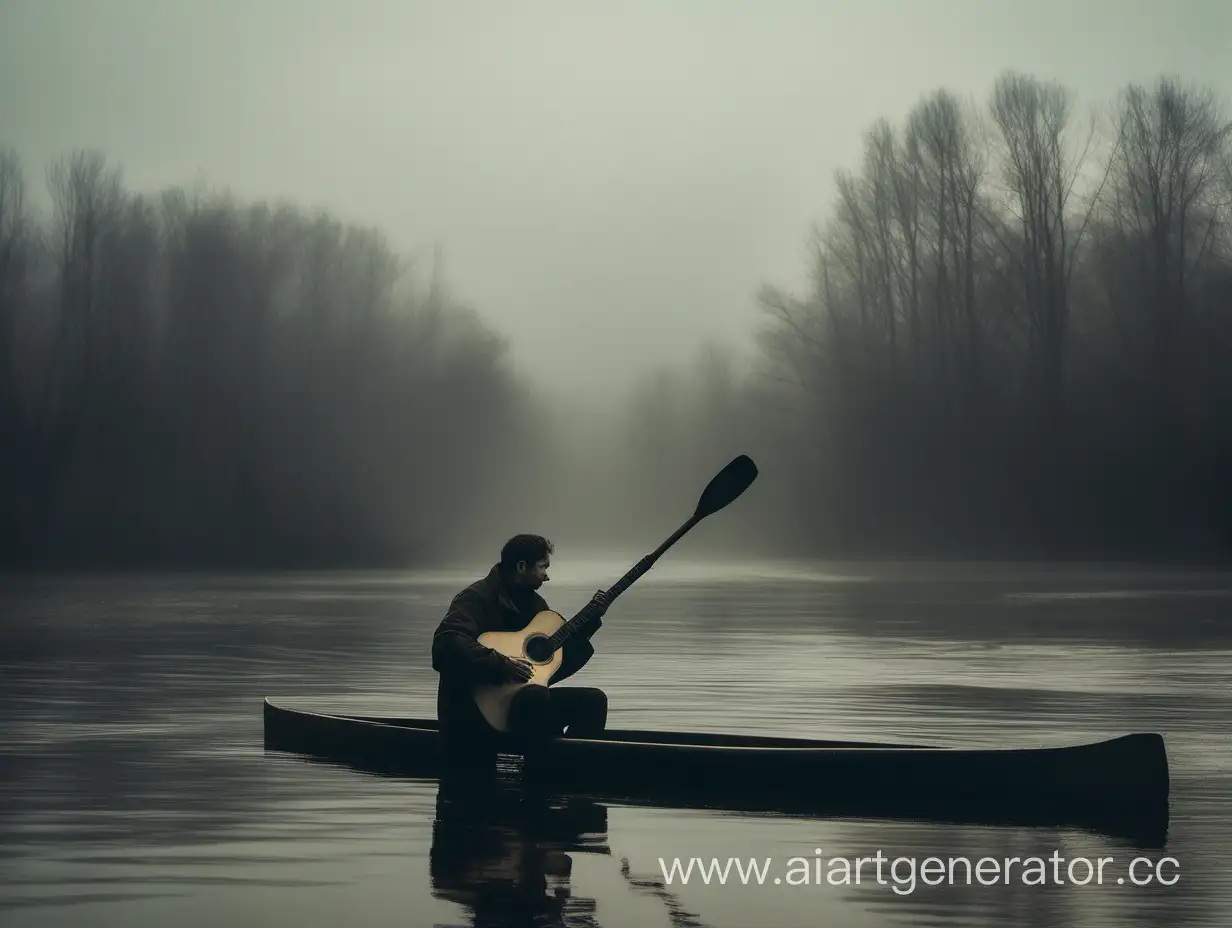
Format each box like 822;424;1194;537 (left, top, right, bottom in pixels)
3;0;1230;398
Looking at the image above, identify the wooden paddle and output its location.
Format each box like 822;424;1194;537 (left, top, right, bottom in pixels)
549;453;759;637
633;452;760;575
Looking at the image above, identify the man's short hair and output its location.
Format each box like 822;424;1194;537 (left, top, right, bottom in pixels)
500;534;554;571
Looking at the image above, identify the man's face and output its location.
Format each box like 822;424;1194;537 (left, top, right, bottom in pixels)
516;557;550;590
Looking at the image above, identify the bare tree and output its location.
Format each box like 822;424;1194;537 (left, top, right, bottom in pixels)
1105;76;1232;409
907;91;988;402
0;149;35;558
860;120;907;383
0;149;30;408
43;150;124;430
988;72;1100;435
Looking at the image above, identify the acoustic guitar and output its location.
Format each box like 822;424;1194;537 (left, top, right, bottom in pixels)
472;454;758;732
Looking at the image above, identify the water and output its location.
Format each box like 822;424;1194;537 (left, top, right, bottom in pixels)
1;560;1229;927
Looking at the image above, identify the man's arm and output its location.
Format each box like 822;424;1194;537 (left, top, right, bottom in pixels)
431;589;515;684
550;590;607;683
552;628;597;683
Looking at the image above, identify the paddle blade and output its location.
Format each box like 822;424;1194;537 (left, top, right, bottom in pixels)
693;455;758;519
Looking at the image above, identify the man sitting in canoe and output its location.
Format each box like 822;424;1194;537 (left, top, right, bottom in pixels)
431;534;610;765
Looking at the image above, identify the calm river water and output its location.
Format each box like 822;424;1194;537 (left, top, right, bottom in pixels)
1;559;1229;927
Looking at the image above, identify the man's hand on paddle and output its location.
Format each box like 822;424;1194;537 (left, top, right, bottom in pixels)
589;590;611;618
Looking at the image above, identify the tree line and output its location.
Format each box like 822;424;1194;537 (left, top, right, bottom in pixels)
2;69;1230;566
746;71;1232;558
0;151;541;565
552;71;1232;560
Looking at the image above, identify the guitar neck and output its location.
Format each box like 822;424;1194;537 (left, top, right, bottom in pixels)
545;557;650;649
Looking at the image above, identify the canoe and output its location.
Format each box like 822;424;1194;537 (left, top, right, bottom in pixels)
262;698;1169;844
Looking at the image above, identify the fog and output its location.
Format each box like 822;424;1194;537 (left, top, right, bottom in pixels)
2;1;1231;568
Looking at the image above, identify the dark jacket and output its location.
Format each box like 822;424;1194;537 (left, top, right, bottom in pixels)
431;563;601;733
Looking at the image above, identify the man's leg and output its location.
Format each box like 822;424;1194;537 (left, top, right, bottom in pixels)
507;685;608;742
507;684;563;743
547;686;608;738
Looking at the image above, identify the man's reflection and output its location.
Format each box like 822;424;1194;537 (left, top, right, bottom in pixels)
430;767;609;927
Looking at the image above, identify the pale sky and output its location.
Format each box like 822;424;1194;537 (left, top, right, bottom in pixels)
3;0;1230;397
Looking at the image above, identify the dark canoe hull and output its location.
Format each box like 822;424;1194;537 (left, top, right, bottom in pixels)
262;698;1170;846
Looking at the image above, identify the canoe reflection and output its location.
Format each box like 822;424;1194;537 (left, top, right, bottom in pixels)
430;768;610;927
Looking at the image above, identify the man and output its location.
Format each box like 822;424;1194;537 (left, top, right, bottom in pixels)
431;534;610;766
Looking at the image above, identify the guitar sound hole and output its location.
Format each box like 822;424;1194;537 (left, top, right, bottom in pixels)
524;634;554;663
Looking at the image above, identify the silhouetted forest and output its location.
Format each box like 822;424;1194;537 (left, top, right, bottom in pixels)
633;71;1232;559
0;151;544;566
2;70;1231;566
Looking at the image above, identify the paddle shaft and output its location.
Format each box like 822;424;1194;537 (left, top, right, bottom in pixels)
545;454;757;653
608;514;700;600
544;514;701;651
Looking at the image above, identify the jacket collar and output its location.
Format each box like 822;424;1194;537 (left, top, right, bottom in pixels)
485;562;522;613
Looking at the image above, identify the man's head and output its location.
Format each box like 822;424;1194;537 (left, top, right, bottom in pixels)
499;534;553;590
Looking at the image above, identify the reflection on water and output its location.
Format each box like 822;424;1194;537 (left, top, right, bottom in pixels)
0;562;1230;927
430;772;610;927
429;770;726;928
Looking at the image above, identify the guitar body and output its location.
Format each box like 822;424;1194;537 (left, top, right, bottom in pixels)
473;610;566;732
